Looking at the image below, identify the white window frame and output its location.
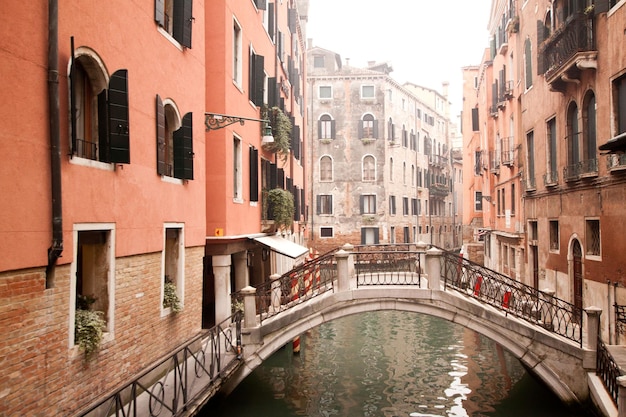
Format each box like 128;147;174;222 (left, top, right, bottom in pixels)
233;135;243;202
162;223;185;316
361;85;375;99
318;85;332;100
233;18;243;87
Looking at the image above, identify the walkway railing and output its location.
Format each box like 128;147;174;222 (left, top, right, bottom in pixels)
597;339;620;405
77;312;242;417
353;244;425;287
440;250;583;346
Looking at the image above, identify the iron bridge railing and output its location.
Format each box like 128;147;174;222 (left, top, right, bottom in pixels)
596;338;620;405
440;249;583;346
77;312;242;417
353;244;425;287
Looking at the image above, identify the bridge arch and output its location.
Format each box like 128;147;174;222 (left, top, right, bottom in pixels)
225;288;586;405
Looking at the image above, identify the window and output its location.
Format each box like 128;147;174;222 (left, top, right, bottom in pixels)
387;118;395;141
614;74;626;137
547;117;557;181
389;195;396;215
361;85;375;99
549;220;559;251
70;49;130;164
156;96;194;180
317;195;333;215
524;38;533;90
318;114;335;139
529;220;538;241
402;197;409;215
411;198;417;215
582;92;597;163
566;101;580;167
155;0;193;48
249;49;265;106
233;136;242;201
360;194;376;214
313;55;325;68
320;227;333;238
320;155;333;181
319;85;332;99
475;191;483;211
163;225;184;314
403;227;410;243
233;19;243;86
511;183;515;215
249;147;259;202
389;158;394;182
361;227;379;244
526;131;535;187
362;155;376;181
402;125;408;147
586;219;600;256
71;224;115;349
359;114;378;139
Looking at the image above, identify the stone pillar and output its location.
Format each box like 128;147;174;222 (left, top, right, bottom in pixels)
233;251;249;292
341;243;355;277
213;255;232;325
542;289;555;330
241;286;258;329
415;240;428;276
618;376;626;417
425;247;443;291
269;273;282;313
585;306;603;352
335;250;350;292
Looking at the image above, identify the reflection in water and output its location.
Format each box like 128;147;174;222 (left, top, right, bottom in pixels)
206;311;595;417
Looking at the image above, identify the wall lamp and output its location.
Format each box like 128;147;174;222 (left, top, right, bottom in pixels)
205;112;274;144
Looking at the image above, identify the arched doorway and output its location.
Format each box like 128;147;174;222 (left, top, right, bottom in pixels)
572;239;583;324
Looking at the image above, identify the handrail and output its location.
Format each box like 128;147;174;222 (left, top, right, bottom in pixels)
77;312;242;417
597;339;620;405
439;249;583;346
354;247;425;287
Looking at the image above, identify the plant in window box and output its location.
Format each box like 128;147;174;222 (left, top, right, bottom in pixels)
262;106;292;161
75;294;106;358
361;138;375;144
163;276;182;313
320;138;332;144
267;188;295;231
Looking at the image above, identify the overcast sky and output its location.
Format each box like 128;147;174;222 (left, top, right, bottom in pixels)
306;0;492;118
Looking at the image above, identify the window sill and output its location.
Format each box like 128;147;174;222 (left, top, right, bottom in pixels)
70;156;115;171
161;175;184;185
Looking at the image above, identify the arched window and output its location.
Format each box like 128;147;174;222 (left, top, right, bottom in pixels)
566;101;580;172
363;155;376;181
318;114;335;140
524;38;533;90
582;91;597;165
389;157;394;182
359;114;378;139
320;155;333;181
156;96;194;180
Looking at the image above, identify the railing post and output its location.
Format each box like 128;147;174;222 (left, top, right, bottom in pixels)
241;286;258;329
270;274;282;313
415;241;428;277
618;376;626;417
342;243;355;277
542;289;555;330
425;247;443;291
335;250;351;292
585;306;603;370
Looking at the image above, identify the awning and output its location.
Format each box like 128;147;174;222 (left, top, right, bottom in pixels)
252;235;309;259
599;132;626;153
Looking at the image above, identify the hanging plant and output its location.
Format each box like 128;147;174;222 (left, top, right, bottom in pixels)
267;188;294;230
163;277;182;313
75;294;105;358
262;106;292;160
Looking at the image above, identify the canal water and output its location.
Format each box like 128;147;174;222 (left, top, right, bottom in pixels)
204;311;598;417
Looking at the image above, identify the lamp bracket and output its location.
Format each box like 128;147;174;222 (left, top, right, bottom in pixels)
205;112;269;131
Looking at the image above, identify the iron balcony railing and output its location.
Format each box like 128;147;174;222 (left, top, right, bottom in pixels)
74;138;98;160
353;244;425;287
564;158;599;181
540;13;595;81
235;249;339;325
77;312;242;417
597;339;620;405
543;170;559;186
439;250;583;346
607;153;626;171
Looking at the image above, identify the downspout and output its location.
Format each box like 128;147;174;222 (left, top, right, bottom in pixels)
46;0;64;285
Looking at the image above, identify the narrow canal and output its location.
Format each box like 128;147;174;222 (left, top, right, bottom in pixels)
203;311;598;417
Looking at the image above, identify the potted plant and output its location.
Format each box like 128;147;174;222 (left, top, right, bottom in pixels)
266;188;295;230
163;276;182;313
262;106;292;160
75;294;106;358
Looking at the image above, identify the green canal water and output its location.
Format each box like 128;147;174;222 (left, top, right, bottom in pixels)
203;311;599;417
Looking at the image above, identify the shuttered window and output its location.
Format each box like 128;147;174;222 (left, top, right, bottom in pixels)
155;0;193;48
249;147;259;202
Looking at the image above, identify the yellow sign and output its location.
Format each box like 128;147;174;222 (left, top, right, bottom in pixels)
215;228;223;236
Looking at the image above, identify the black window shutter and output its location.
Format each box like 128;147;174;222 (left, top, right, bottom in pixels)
293;186;299;220
277;168;285;188
300;189;305;217
472;108;479;131
373;120;379;138
155;0;165;26
174;112;194;180
594;0;609;14
269;163;277;189
108;69;130;164
317;120;322;138
268;2;275;41
98;90;109;162
619;77;626;134
255;0;267;10
330;120;336;139
361;230;366;245
253;54;265;106
288;9;297;33
268;77;277;107
359;195;364;214
70;37;77;155
292;124;300;160
358;120;363;139
156;95;167;175
173;0;193;48
249;147;259;201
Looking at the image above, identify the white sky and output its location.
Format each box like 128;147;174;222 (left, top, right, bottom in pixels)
306;0;492;118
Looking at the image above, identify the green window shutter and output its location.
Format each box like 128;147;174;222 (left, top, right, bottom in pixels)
268;2;275;42
155;0;165;27
98;90;109;162
269;162;277;189
173;0;193;48
255;0;267;10
249;147;259;202
472;108;479;131
156;95;167;175
174;112;193;180
268;77;277;107
108;69;130;164
70;37;77;155
250;53;265;106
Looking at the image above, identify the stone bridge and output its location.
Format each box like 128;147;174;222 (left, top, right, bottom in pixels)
225;244;607;411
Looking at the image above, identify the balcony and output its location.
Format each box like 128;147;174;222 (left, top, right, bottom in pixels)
489;105;499;118
543;170;559;187
564;158;599;181
428;182;450;197
428;154;448;168
489;150;500;174
607;153;626;172
539;14;597;92
523;176;536;192
501;137;515;166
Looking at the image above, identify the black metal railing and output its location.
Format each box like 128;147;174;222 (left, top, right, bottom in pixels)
597;339;620;405
77;312;242;417
238;249;339;325
353;244;425;287
440;250;583;346
74;138;98;160
565;158;599;180
543;170;559;186
607;153;626;171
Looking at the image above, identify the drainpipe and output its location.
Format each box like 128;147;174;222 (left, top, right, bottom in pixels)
46;0;64;285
